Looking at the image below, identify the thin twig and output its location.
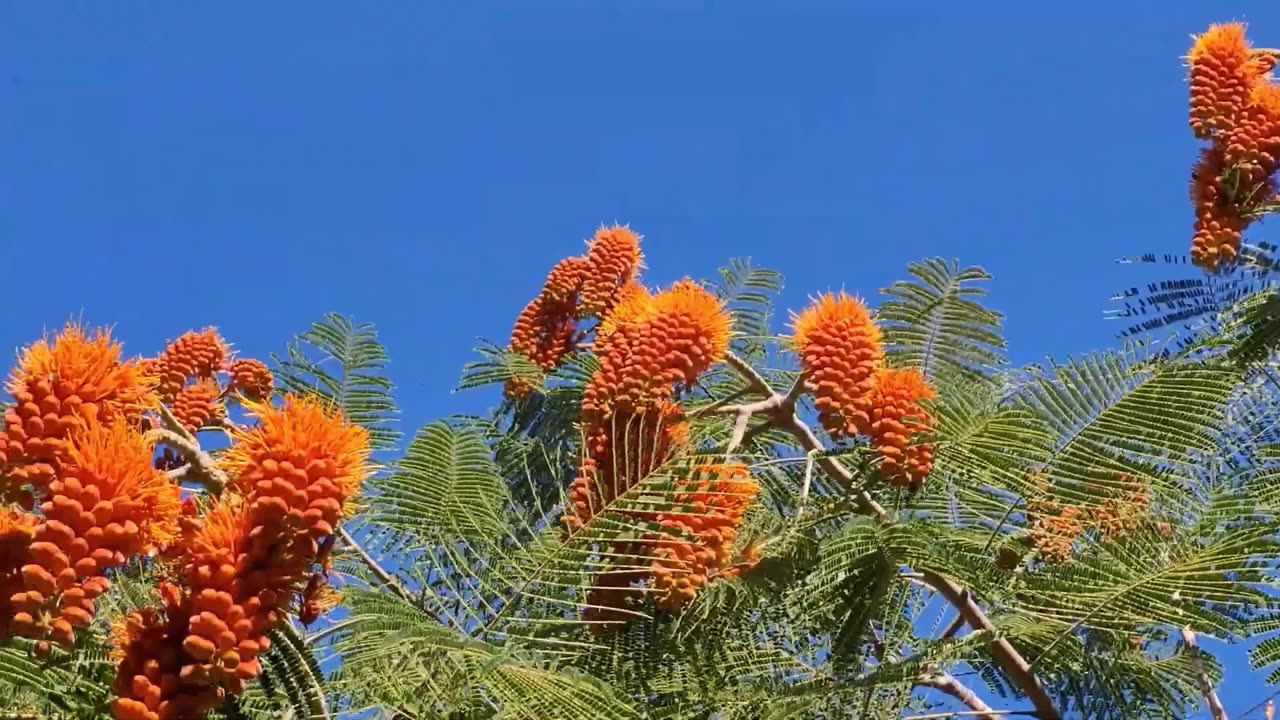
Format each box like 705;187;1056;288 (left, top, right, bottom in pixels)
918;673;998;719
1182;625;1228;720
337;526;409;599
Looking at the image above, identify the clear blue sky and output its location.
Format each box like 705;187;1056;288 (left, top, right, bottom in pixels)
3;2;1279;717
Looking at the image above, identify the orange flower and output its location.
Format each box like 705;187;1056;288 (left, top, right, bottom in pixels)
0;323;156;493
582;279;730;422
223;394;372;528
228;359;273;402
112;397;370;719
6;416;179;650
862;368;936;488
646;461;760;611
542;255;589;304
579;225;643;318
1226;81;1280;184
791;292;884;440
504;294;579;400
152;328;229;400
1187;23;1275;138
1189;146;1265;271
170;379;226;434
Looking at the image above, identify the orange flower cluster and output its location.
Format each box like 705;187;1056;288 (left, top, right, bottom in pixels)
1026;474;1149;564
559;273;749;626
110;395;370;720
1184;23;1280;271
5;417;179;656
503;225;643;400
149;329;228;402
228;359;273;403
170;381;225;437
861;368;936;489
0;323;156;495
578;226;644;318
646;461;760;611
568;280;732;533
139;328;274;433
790;295;937;488
791;292;884;440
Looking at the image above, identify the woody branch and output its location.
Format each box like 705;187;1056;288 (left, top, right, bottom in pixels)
716;350;1059;720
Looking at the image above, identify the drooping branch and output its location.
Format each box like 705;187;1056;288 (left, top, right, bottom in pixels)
919;673;998;719
919;570;1059;720
717;351;1057;719
1181;626;1228;720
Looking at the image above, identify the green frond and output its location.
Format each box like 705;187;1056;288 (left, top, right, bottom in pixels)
877;258;1005;380
271;312;401;450
458;340;547;394
705;258;784;359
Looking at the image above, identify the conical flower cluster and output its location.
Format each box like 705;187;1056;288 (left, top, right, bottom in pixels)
110;394;370;720
170;380;225;435
503;225;644;400
1184;23;1280;271
790;292;884;440
5;417;179;655
0;323;156;495
578;225;643;318
861;368;936;489
646;461;760;611
569;280;731;533
561;275;746;627
227;359;273;402
790;295;938;489
149;329;228;402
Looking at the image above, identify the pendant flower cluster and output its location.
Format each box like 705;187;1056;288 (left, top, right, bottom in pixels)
790;292;938;489
1184;23;1280;271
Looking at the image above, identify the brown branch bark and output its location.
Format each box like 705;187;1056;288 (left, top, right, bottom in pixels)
717;351;1058;719
147;427;229;493
1180;626;1228;720
919;673;998;719
920;570;1059;720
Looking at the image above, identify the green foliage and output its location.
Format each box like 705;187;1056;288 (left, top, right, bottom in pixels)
11;256;1280;720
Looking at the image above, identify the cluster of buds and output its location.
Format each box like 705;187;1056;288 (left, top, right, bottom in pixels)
110;394;370;720
503;225;643;400
1184;23;1280;271
139;328;274;434
0;325;178;658
790;292;938;488
645;461;761;611
1025;473;1150;564
0;323;155;496
506;228;758;628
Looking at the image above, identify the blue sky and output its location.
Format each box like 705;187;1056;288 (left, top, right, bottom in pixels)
3;1;1280;717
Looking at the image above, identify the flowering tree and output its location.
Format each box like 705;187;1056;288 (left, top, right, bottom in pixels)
6;18;1280;720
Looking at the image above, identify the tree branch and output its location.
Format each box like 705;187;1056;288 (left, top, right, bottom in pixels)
1181;626;1228;720
919;570;1060;720
919;673;998;720
337;526;413;603
719;352;884;516
718;351;1055;719
146;427;228;493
